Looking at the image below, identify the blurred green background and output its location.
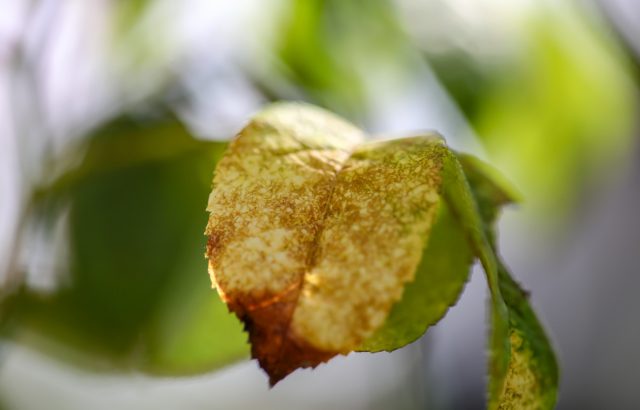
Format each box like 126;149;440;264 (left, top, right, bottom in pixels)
1;0;639;409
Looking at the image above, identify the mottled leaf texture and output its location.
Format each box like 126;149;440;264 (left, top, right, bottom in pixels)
206;103;450;384
441;154;512;406
205;101;557;408
461;157;559;409
359;202;473;352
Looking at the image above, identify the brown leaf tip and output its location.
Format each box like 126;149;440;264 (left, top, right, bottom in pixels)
227;287;336;386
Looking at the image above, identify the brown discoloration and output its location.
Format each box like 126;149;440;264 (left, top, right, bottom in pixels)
205;103;446;384
206;103;363;383
211;264;337;385
290;137;446;351
235;287;335;386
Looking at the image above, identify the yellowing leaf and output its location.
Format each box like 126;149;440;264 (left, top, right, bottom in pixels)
206;103;448;384
205;101;558;408
442;153;512;405
359;202;473;352
495;264;559;410
359;152;516;354
460;156;559;409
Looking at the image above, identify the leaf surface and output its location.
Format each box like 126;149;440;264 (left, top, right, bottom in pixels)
206;103;448;384
460;157;559;409
359;202;472;352
2;115;249;375
206;103;558;403
441;153;512;406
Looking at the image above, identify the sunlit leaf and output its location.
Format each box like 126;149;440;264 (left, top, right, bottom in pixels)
205;102;558;405
206;103;452;384
360;202;472;352
360;156;516;353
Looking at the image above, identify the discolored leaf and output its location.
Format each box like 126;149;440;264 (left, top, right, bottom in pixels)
461;157;559;409
206;103;449;384
441;153;512;406
359;202;473;352
493;263;559;410
359;154;516;351
206;104;555;400
206;102;558;404
359;155;515;353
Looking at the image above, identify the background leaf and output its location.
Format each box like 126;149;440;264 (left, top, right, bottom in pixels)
3;115;249;375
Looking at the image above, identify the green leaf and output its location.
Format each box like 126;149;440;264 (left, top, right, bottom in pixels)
362;150;557;408
428;4;636;213
456;153;521;226
360;201;473;351
460;155;559;409
358;154;515;354
494;263;559;409
4;115;249;374
441;153;512;408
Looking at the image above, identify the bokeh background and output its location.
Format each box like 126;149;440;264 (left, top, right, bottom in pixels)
1;0;639;409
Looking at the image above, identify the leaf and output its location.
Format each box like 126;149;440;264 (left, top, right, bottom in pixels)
206;103;450;384
441;153;512;406
359;155;516;353
3;115;249;375
461;157;559;409
206;102;558;405
456;153;521;227
274;0;366;116
494;263;559;409
359;201;473;352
